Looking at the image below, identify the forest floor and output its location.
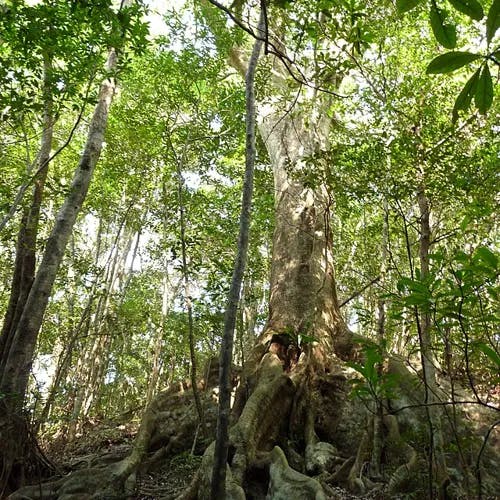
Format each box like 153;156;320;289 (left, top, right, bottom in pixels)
41;419;384;499
44;419;199;499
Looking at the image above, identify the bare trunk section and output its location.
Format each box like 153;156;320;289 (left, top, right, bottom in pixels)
370;201;389;479
66;224;104;441
170;132;206;435
146;273;178;404
0;55;54;377
85;227;135;418
68;219;133;437
416;184;449;496
257;107;349;359
211;12;264;498
235;279;259;366
36;300;93;435
0;48;118;493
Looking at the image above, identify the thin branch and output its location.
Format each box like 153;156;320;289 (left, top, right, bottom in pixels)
476;419;500;499
390;400;499;414
260;0;269;55
211;9;264;497
0;79;94;233
205;0;346;98
424;113;478;159
339;276;380;308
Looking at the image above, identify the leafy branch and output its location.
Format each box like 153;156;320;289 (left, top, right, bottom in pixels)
398;0;499;119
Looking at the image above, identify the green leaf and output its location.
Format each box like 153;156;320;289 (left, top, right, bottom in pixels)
426;51;481;73
476;342;500;368
486;0;500;43
408;280;429;294
347;361;367;377
475;246;498;269
405;294;430;306
299;333;318;345
430;252;444;262
475;63;493;114
452;68;480;122
430;6;457;48
396;0;423;14
275;0;292;8
448;0;484;21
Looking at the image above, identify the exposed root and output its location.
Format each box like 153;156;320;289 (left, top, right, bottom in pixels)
347;429;372;494
195;351;296;498
175;468;201;500
267;446;325;499
9;362;223;499
229;352;295;484
11;337;496;499
385;414;419;495
197;442;245;500
327;456;355;485
8;465;127;500
0;404;56;496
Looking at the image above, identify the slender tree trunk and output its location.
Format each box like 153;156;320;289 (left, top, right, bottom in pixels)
88;228;135;418
66;223;103;440
0;55;54;377
235;279;257;366
0;46;119;492
370;200;389;479
146;276;167;404
210;12;264;498
120;227;142;301
175;165;205;431
70;220;131;430
37;301;93;434
416;183;449;495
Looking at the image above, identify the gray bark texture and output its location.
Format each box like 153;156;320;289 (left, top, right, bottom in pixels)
0;55;54;377
211;11;265;499
417;184;449;494
0;48;118;495
0;49;117;404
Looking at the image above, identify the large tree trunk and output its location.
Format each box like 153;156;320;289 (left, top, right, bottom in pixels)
257;103;350;359
194;8;356;495
0;48;118;494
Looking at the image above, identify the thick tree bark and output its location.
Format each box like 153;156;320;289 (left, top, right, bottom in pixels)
257;105;349;358
200;5;357;497
0;48;118;493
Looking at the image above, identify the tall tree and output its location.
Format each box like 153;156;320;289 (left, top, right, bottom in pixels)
211;9;265;498
0;1;146;492
6;1;498;498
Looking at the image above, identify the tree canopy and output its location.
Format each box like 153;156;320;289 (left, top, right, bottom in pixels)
0;0;498;498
